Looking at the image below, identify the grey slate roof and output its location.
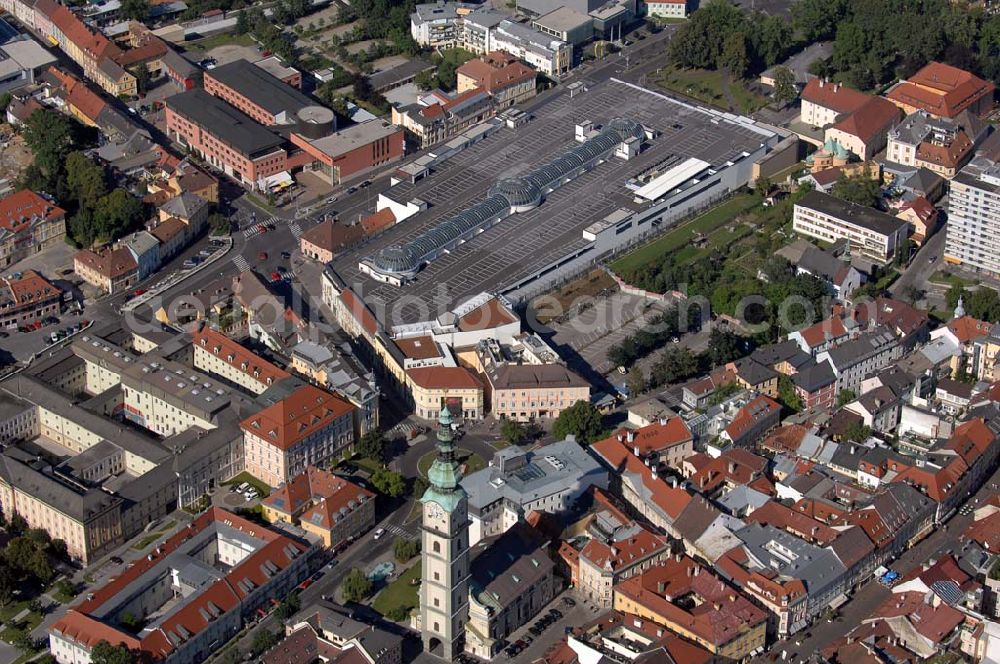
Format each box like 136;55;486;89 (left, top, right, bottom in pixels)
791;361;835;392
735;522;847;598
160;191;208;221
0;450;121;522
469;522;553;611
824;326;898;371
167;89;285;158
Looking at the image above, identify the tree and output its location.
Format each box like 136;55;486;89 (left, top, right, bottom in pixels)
706;328;751;367
8;513;27;535
771;66;798;105
414;69;436;90
843;421;872;443
412;476;428;500
208;212;230;235
0;91;11;114
831;171;881;208
836;389;857;408
778;375;802;412
66;151;107;210
720;32;749;79
27;598;43;614
5;536;52;584
357;431;387;463
552;401;603;445
250;630;280;657
393;537;420;562
120;0;149;21
500;419;526;446
22;109;74;192
650;346;699;387
11;629;34;655
274;591;301;620
235;8;251;35
55;578;77;600
626;366;646;396
341;568;373;603
90;641;136;664
371;468;406;498
134;62;152;94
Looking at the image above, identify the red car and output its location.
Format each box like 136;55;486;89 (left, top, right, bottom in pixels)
297;578;313;590
133;288;146;297
270;271;282;283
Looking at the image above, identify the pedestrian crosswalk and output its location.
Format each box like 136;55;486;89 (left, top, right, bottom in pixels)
385;524;417;541
289;222;303;240
231;254;251;273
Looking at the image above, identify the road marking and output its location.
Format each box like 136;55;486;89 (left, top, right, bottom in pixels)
231;255;251;273
289;222;303;240
386;524;417;540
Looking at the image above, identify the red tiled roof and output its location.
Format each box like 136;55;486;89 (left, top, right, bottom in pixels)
689;448;766;495
263;466;375;530
192;326;290;387
6;270;61;305
578;524;669;572
395;335;441;361
745;500;839;545
832;96;900;143
457;52;535;94
300;219;365;253
74;246;138;280
50;508;307;659
610;417;692;457
456;296;517;332
760;424;809;454
591;436;692;520
360;208;395;235
915;128;973;169
0;189;64;234
871;590;964;644
614;555;767;647
898;196;937;223
947;315;992;343
802;78;872;114
797;316;848;349
965;508;1000;553
885;62;995;118
406;366;482;390
241;385;355;451
716;546;807;606
724;396;780;443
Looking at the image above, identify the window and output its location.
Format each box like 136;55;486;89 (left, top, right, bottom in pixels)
433;541;441;553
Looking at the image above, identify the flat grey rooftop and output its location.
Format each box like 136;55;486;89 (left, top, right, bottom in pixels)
331;79;771;327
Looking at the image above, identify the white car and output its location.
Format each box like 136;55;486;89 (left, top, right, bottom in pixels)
244;490;258;501
372;528;386;540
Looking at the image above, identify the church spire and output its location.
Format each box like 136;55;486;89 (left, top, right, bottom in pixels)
427;406;462;493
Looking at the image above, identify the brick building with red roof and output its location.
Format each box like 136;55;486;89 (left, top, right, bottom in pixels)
885;62;995;119
0;189;66;268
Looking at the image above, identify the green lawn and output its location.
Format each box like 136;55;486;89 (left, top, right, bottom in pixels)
656;66;768;114
186;32;256;51
0;600;28;622
417;449;486;478
928;270;977;288
353;456;384;475
372;562;421;619
610;194;758;274
223;471;272;496
0;611;42;643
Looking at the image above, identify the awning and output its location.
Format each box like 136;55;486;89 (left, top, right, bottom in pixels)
261;171;293;191
829;593;848;610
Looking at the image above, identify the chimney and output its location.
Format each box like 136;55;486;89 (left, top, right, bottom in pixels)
627;430;635;443
651;466;658;480
670;477;678;488
819;79;825;88
834;83;840;92
674;553;682;562
659;417;667;426
694;566;700;576
657;581;666;593
728;461;736;474
617;433;624;442
688;565;695;577
634;445;640;457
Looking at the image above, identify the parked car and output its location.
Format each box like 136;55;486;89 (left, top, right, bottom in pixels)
373;527;386;540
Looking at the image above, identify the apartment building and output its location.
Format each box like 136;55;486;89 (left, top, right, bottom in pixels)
800;78;871;128
0;270;63;328
817;326;902;394
886;110;977;178
391;87;494;149
792;190;910;264
946;141;1000;277
0;189;65;267
456;51;537;108
242;385;356;488
121;357;233;436
487;363;589;421
73;245;139;295
261;466;375;548
410;1;477;48
406;366;484;419
614;554;768;660
191;325;291;395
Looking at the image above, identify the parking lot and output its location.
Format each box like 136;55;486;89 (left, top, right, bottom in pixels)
505;590;597;662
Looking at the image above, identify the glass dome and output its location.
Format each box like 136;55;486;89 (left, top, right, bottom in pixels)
489;177;542;209
374;244;419;275
605;117;645;143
